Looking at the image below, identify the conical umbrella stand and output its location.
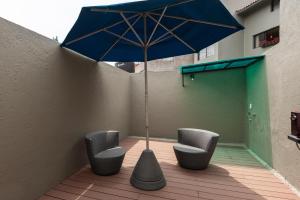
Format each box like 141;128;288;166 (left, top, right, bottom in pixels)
130;17;166;191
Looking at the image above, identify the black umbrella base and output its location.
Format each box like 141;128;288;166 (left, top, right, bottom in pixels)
130;149;166;190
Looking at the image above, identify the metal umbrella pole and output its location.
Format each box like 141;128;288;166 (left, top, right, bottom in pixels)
129;14;166;191
143;6;167;150
144;14;150;150
145;43;150;150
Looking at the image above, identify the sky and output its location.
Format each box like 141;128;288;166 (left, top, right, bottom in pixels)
0;0;138;43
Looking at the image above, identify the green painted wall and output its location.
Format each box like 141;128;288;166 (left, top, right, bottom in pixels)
130;69;247;144
246;60;273;166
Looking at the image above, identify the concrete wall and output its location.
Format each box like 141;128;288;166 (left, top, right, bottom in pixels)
218;31;245;60
135;54;194;73
193;43;219;64
130;70;247;143
193;0;249;65
221;0;257;12
217;0;246;61
0;18;130;200
263;0;300;191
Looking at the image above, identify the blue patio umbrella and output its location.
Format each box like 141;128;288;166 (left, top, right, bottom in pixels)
62;0;243;190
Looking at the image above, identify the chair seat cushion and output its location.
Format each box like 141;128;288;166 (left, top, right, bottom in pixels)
173;143;206;154
95;146;125;159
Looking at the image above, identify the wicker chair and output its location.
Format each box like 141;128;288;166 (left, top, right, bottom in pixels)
173;128;219;170
85;130;125;175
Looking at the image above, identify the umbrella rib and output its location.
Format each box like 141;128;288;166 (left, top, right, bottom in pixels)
65;14;140;46
149;12;239;29
146;6;168;46
147;14;196;52
103;30;142;47
120;12;144;46
150;35;173;46
149;21;188;47
99;15;142;61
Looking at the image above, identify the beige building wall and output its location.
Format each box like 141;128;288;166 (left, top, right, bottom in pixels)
220;0;280;59
0;18;131;200
130;70;247;143
194;0;280;62
193;0;251;64
221;0;257;11
218;31;245;60
242;1;280;56
193;43;219;64
217;0;247;60
135;54;194;73
263;0;300;191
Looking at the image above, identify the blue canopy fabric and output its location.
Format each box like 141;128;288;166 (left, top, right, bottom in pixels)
61;0;244;62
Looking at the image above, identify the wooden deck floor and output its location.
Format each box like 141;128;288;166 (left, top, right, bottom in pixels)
40;138;299;200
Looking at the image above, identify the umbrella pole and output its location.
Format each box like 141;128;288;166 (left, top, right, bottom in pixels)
129;14;166;191
130;43;166;191
144;46;149;150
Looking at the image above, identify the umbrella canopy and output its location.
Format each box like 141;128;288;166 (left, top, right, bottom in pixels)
61;0;243;191
62;0;243;62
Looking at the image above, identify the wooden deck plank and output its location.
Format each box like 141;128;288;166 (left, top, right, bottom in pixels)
69;174;199;200
54;184;132;200
39;139;299;200
39;196;61;200
46;189;94;200
62;179;140;199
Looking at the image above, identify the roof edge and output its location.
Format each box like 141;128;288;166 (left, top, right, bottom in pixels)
236;0;271;16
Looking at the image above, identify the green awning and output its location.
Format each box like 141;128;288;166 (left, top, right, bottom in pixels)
179;55;265;74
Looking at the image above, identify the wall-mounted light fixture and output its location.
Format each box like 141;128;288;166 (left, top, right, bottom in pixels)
288;112;300;150
190;74;195;81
